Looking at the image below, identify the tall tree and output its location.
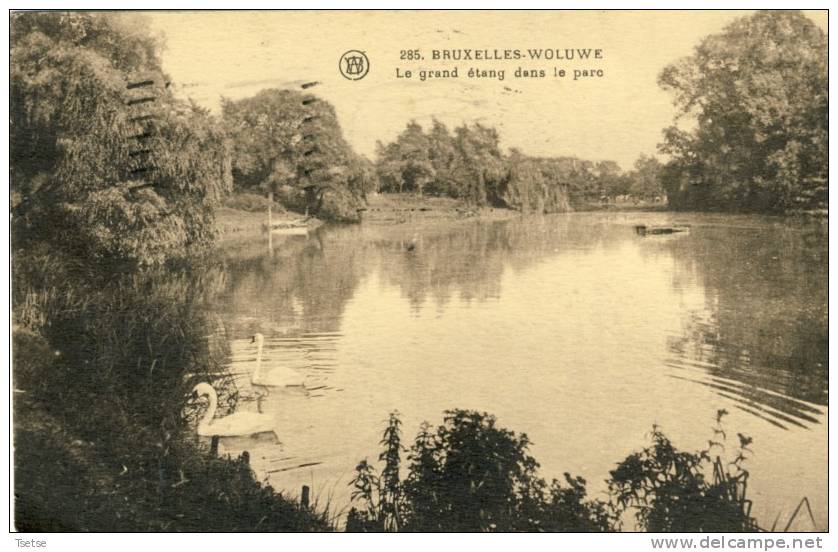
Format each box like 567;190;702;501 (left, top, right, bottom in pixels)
451;123;507;205
374;121;435;195
594;160;627;199
221;89;307;191
375;120;602;212
658;10;827;213
628;155;664;199
425;120;458;196
11;12;231;265
222;89;370;220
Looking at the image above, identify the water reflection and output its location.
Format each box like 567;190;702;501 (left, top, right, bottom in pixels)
376;216;634;310
208;213;826;527
221;228;370;336
639;217;828;428
217;214;827;430
34;212;813;527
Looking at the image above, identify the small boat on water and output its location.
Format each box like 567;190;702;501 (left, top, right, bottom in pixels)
259;191;311;235
634;224;690;236
262;218;309;235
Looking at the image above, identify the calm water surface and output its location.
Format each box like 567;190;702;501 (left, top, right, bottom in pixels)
213;212;827;528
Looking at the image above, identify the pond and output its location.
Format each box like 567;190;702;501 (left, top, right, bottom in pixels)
211;211;827;528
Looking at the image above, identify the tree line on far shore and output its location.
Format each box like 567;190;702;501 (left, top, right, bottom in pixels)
10;10;827;267
374;119;666;213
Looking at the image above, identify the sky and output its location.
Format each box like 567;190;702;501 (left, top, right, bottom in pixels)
147;10;827;169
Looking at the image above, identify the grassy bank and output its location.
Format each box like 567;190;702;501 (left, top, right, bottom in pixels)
572;200;670;213
15;386;332;532
362;193;523;224
215;192;511;245
216;192;671;242
362;193;671;225
12;251;333;532
216;193;324;239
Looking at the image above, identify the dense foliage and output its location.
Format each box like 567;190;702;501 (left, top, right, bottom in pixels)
11;12;231;266
658;11;827;213
221;89;375;222
347;410;761;532
375;120;665;211
13;250;329;531
346;410;614;532
608;411;758;532
376;121;560;211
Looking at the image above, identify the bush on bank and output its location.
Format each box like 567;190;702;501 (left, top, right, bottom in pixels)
347;410;758;532
12;251;331;532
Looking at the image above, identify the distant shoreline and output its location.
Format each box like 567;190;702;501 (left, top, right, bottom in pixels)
215;192;826;248
214;193;513;243
216;192;670;243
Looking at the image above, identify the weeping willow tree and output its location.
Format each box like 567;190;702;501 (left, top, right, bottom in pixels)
11;12;232;265
498;151;572;213
375;120;577;213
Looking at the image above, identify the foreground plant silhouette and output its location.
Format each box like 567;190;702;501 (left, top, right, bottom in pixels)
608;409;758;532
347;409;759;532
346;410;613;532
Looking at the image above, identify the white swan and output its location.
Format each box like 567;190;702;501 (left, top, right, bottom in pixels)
251;333;306;387
192;382;276;437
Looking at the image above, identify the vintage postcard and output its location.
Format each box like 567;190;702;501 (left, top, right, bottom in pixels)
9;8;828;540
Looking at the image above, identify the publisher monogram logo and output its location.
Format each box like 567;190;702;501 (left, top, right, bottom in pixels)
339;50;370;80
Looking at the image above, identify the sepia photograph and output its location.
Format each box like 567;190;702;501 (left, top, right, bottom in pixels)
8;6;829;539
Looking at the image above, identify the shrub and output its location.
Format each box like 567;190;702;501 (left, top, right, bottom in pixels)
608;410;758;532
348;409;765;532
318;187;364;223
347;410;612;532
500;154;573;213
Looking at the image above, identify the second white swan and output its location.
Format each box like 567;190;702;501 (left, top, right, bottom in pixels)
251;333;306;387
